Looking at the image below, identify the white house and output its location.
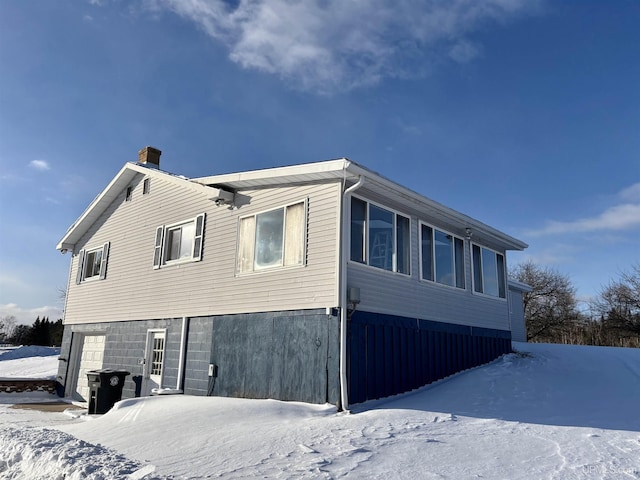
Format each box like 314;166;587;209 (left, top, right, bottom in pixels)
56;147;528;409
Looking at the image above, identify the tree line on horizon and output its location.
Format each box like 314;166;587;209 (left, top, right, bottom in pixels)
511;262;640;347
0;316;63;347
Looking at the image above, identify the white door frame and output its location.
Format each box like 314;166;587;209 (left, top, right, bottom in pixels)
142;328;167;396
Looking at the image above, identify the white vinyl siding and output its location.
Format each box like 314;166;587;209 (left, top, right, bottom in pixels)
346;186;511;331
63;176;340;325
348;231;509;330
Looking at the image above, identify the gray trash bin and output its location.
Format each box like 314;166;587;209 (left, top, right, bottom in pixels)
87;369;130;414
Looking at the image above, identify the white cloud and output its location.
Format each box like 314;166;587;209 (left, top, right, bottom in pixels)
526;184;640;237
0;303;63;327
449;40;482;63
619;182;640;202
147;0;539;94
28;159;51;171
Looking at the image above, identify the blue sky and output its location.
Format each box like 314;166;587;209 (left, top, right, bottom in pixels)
1;0;638;325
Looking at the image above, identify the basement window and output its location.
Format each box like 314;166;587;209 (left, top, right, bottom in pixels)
76;243;110;284
153;213;206;268
236;201;306;273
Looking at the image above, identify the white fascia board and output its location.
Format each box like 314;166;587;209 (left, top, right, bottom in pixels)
193;157;526;251
192;158;352;188
343;161;528;251
56;163;220;252
56;163;135;251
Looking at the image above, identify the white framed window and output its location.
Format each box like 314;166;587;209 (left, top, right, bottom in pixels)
472;244;506;298
350;197;410;275
153;213;205;269
76;242;110;284
236;200;306;273
420;223;465;289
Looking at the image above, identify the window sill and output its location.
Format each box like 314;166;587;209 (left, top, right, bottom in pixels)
347;260;412;278
235;263;305;277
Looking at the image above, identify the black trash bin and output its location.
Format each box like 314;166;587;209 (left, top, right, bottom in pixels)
87;369;130;414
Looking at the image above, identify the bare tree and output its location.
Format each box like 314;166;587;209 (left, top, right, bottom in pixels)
510;260;580;342
0;315;17;343
592;264;640;337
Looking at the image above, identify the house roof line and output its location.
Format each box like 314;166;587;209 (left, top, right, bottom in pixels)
56;162;217;251
345;161;528;251
57;157;527;253
196;158;527;251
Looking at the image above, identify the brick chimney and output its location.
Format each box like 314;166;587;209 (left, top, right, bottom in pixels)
138;146;161;168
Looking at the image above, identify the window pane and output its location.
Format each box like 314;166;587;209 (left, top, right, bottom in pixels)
237;216;256;273
350;198;366;263
84;250;102;278
368;205;393;271
455;237;465;289
497;253;506;298
255;208;284;269
421;224;433;281
472;245;482;293
92;251;102;276
284;202;305;266
482;248;499;297
396;215;410;275
179;223;195;259
166;228;181;261
434;230;454;286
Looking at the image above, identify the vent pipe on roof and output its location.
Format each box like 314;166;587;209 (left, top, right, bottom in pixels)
138;146;161;168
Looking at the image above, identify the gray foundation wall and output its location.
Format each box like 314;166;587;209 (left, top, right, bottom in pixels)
58;309;340;406
57;318;186;399
208;309;340;405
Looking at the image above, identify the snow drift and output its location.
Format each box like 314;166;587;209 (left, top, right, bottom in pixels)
1;342;640;479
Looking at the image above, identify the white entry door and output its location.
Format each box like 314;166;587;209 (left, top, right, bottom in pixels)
143;329;166;395
72;334;106;401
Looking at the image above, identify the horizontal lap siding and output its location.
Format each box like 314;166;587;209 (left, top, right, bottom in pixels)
64;177;341;325
347;201;510;331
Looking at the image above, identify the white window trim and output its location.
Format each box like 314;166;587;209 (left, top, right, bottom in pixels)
348;195;412;276
76;242;110;284
471;243;507;300
418;222;465;290
153;213;205;269
235;199;308;275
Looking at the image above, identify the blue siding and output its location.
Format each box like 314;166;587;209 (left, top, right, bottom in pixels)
347;311;512;404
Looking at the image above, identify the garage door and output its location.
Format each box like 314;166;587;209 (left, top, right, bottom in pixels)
74;334;106;401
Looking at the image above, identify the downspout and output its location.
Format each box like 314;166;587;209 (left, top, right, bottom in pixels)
176;316;189;391
339;175;365;411
59;248;74;397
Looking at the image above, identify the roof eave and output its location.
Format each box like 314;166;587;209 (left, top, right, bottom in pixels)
344;161;528;251
56;163;219;252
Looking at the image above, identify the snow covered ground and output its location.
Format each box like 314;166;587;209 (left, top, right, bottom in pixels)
1;342;640;479
0;346;60;379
